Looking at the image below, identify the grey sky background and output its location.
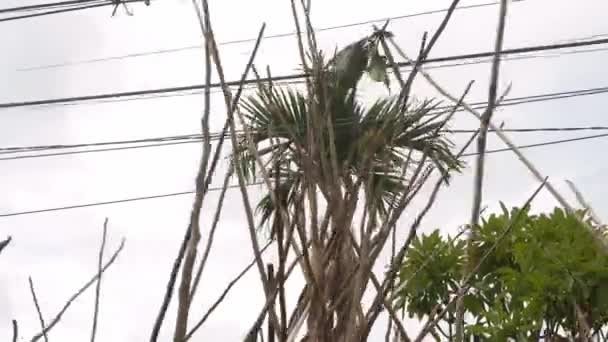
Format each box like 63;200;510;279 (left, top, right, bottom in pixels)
1;0;608;340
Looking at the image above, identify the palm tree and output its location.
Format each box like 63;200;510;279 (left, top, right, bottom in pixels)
232;30;461;342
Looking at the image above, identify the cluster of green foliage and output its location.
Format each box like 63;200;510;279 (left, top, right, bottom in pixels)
394;206;608;340
233;30;460;229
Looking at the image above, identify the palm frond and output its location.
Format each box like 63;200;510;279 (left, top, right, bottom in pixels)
255;175;302;237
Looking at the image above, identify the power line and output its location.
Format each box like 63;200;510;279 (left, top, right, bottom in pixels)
461;132;608;157
0;0;148;23
0;0;103;14
3;84;608;160
4;36;608;110
2;132;607;218
16;0;518;71
3;124;608;159
26;44;608;110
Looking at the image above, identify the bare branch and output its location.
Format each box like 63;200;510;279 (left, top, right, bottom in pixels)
90;218;109;342
172;1;216;339
31;239;125;342
12;319;18;342
189;167;233;300
565;179;605;228
364;82;477;336
386;36;608;254
184;241;273;341
28;277;48;342
244;241;310;341
346;231;410;342
198;3;282;334
0;236;11;256
456;1;509;339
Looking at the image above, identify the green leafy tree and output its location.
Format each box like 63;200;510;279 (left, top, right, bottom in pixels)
394;206;608;341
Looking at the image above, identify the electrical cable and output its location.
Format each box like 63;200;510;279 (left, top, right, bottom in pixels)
16;0;518;71
3;83;608;160
0;0;147;23
4;37;608;109
2;132;607;217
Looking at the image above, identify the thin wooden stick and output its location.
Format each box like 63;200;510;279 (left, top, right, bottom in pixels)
12;319;18;342
172;1;216;339
346;231;410;342
28;277;48;342
90;218;109;342
31;239;125;342
364;85;481;337
244;242;310;341
386;37;608;254
565;179;605;228
198;3;282;334
456;1;509;340
184;241;273;341
189;167;233;300
0;236;11;256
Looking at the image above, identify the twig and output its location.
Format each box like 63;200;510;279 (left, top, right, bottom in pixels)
172;1;216;340
28;277;48;342
285;302;309;342
346;231;410;342
90;218;109;342
414;178;548;342
12;319;18;342
198;0;282;334
31;239;125;342
470;0;508;232
267;264;276;342
456;1;509;340
565;179;604;228
189;168;233;300
184;241;273;341
364;82;478;337
385;221;397;342
0;236;11;256
386;35;608;253
244;242;310;341
222;21;277;305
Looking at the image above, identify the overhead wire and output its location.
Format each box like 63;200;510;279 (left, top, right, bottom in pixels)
16;0;520;71
0;0;104;14
2;131;608;218
4;36;608;109
3;83;608;160
0;0;148;23
25;43;608;110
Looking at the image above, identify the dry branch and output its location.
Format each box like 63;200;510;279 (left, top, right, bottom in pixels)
189;167;233;300
364;82;478;338
12;319;18;342
198;0;282;334
90;218;109;342
31;238;125;342
245;242;310;341
28;277;48;342
565;179;604;228
172;1;216;339
456;0;509;339
0;236;11;256
386;36;608;253
184;241;273;341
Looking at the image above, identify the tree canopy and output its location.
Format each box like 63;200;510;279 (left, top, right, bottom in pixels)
394;206;608;341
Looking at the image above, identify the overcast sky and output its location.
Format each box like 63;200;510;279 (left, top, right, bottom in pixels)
1;0;608;340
